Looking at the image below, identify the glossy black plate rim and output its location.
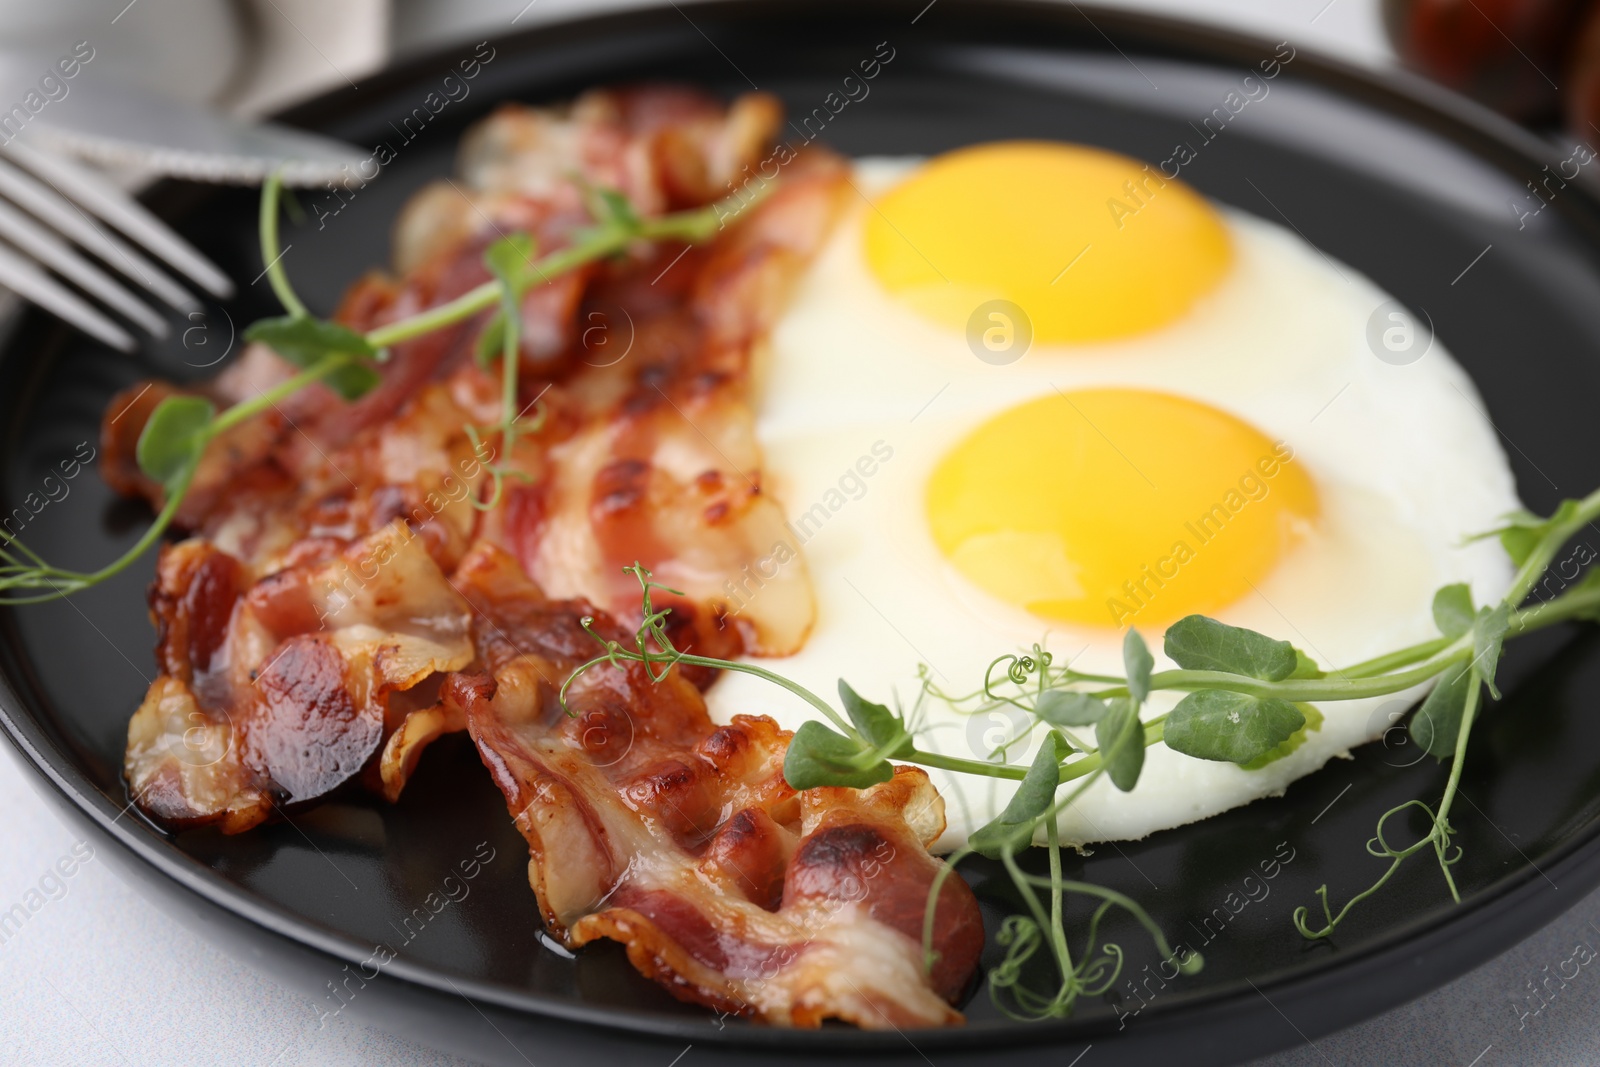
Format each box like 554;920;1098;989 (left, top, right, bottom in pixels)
2;0;1598;1058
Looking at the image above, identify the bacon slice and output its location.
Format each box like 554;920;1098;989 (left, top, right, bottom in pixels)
448;544;983;1027
475;157;848;660
125;522;473;831
103;88;828;657
394;86;784;274
113;86;835;817
106;86;986;1026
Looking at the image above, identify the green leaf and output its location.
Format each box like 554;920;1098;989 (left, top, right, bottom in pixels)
1499;526;1541;568
838;680;910;756
1431;583;1475;639
1288;648;1323;679
1163;615;1297;681
968;733;1067;859
591;186;640;230
1478;501;1579;567
1408;661;1474;761
1096;697;1145;792
1163;690;1305;764
1035;690;1107;727
1240;702;1324;770
136;395;215;489
783;720;893;791
483;232;539;293
243;315;380;401
1473;603;1510;700
1123;628;1153;704
474;310;506;368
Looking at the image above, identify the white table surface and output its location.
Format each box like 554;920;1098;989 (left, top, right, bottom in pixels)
5;2;1598;1064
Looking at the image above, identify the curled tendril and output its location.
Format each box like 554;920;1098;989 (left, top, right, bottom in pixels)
1075;919;1125;996
1294;797;1460;939
988;915;1043;994
983;895;1136;1020
988;646;1053;691
1369;798;1438;856
1077;945;1124;997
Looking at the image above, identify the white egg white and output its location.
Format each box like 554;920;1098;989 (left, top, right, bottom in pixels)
707;158;1519;850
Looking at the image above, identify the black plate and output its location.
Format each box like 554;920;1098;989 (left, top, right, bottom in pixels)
5;3;1600;1064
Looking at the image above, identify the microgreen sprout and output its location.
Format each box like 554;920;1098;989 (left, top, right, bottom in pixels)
563;564;1200;1015
0;170;757;603
571;480;1600;1013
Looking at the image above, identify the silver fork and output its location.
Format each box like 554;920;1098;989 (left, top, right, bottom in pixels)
0;138;234;352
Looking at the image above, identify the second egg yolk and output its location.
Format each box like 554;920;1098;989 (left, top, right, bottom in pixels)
926;389;1318;628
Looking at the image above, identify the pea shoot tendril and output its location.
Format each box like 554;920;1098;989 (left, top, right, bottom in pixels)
0;170;753;604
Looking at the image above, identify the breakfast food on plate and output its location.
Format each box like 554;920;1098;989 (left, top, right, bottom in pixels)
711;143;1517;846
106;86;820;830
451;545;982;1026
93;83;1526;1026
103;86;982;1026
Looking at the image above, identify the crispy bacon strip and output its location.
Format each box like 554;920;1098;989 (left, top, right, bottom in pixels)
115;88;830;823
486;155;847;659
102;87;827;656
395;87;784;273
449;544;984;1027
107;86;985;1025
125;522;473;831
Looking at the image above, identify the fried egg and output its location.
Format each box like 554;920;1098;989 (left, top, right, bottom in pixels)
705;144;1519;849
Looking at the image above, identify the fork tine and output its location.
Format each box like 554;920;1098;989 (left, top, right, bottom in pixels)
0;154;197;313
0;197;167;338
1;140;234;300
0;240;135;351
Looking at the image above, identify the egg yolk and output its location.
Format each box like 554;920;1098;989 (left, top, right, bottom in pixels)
864;142;1232;343
926;389;1317;628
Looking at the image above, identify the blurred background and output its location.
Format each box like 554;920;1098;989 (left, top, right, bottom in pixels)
2;0;1597;132
0;1;1596;1065
0;0;1403;119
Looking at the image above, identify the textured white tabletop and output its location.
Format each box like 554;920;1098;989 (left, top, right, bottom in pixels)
3;2;1596;1065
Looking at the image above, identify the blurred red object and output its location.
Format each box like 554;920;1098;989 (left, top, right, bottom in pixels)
1567;2;1600;135
1383;0;1591;120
